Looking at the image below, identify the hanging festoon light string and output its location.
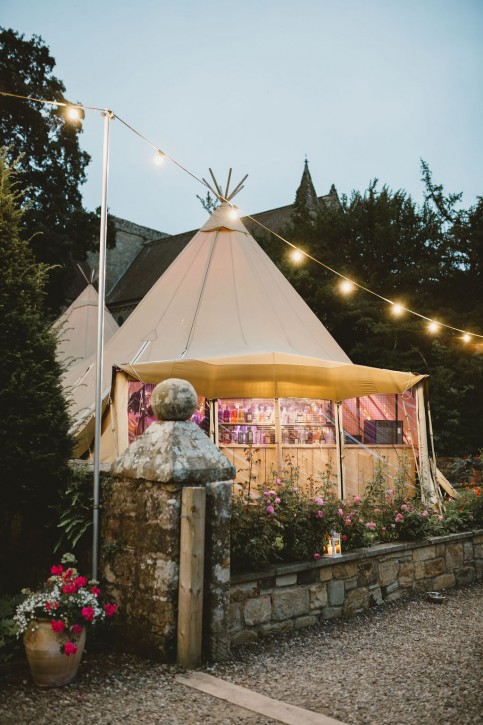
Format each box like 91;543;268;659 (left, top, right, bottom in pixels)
1;89;482;344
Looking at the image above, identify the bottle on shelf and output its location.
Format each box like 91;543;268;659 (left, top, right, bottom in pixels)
223;405;230;423
246;427;254;445
230;405;238;423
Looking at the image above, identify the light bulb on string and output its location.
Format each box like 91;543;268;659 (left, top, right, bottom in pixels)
292;249;304;263
339;279;355;295
391;302;404;316
154;150;165;166
428;321;440;334
462;333;472;343
228;206;239;219
66;106;82;122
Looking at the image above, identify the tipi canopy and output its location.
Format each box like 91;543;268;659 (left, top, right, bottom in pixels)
64;202;425;458
53;283;118;366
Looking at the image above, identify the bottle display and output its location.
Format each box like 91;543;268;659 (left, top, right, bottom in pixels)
216;398;335;446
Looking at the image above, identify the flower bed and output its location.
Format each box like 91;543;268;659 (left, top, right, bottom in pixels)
231;460;482;573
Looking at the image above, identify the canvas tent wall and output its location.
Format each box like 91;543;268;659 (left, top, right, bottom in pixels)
63;203;439;502
52;283;118;366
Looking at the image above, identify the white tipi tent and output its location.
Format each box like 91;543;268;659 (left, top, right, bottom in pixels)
52;283;118;366
64;201;439;502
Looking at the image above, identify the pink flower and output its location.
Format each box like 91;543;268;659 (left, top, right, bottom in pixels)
316;510;323;518
338;508;344;517
63;583;77;594
64;642;78;656
353;496;361;503
438;515;444;522
104;604;118;617
422;510;429;517
275;478;281;485
50;565;63;576
315;498;324;505
386;489;394;496
75;576;87;588
342;534;348;541
51;619;65;633
71;624;83;634
263;491;270;497
81;606;95;622
268;490;276;496
266;505;275;515
313;552;321;560
45;602;51;611
381;526;387;532
401;504;408;511
365;522;377;530
274;497;281;504
395;513;404;522
344;518;352;526
373;508;380;513
91;586;101;597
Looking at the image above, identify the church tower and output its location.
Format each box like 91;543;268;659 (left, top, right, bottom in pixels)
293;159;320;222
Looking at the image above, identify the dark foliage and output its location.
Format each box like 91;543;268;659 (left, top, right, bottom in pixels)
256;167;483;455
0;27;115;314
0;150;73;591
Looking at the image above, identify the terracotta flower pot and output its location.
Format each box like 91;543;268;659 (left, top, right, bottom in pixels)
23;619;86;687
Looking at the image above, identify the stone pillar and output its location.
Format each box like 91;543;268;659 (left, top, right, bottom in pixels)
101;378;235;662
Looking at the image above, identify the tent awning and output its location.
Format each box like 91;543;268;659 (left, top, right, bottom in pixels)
118;352;426;401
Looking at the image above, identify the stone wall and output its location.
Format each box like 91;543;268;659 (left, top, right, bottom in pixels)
101;478;182;660
229;530;483;647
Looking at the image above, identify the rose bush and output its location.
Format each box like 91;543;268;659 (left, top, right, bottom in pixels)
231;460;483;573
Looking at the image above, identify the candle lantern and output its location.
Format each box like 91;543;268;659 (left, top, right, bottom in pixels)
324;531;342;557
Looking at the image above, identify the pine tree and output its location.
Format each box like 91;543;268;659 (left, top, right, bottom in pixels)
0;149;73;589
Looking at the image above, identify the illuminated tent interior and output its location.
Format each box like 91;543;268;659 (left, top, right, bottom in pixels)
63;198;446;503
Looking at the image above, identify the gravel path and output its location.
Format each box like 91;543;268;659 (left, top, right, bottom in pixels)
1;581;482;725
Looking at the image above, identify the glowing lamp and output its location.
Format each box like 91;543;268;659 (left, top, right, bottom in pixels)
428;321;440;334
292;250;303;263
154;150;165;166
228;206;239;219
462;333;471;343
391;303;404;316
324;531;342;557
66;107;81;121
339;279;354;295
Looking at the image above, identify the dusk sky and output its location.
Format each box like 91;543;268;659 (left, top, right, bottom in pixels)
3;0;483;235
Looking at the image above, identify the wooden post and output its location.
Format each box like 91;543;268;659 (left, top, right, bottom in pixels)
177;486;206;668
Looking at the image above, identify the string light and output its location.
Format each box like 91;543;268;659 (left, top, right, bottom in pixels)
66;107;81;121
1;88;482;345
391;303;404;316
339;279;355;295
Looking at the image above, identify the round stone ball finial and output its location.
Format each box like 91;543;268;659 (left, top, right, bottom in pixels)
150;378;198;422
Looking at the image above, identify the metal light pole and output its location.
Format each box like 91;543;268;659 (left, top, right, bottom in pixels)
92;109;114;580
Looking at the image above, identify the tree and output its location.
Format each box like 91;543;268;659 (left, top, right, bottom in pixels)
0;28;112;314
0;149;73;590
255;170;483;455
